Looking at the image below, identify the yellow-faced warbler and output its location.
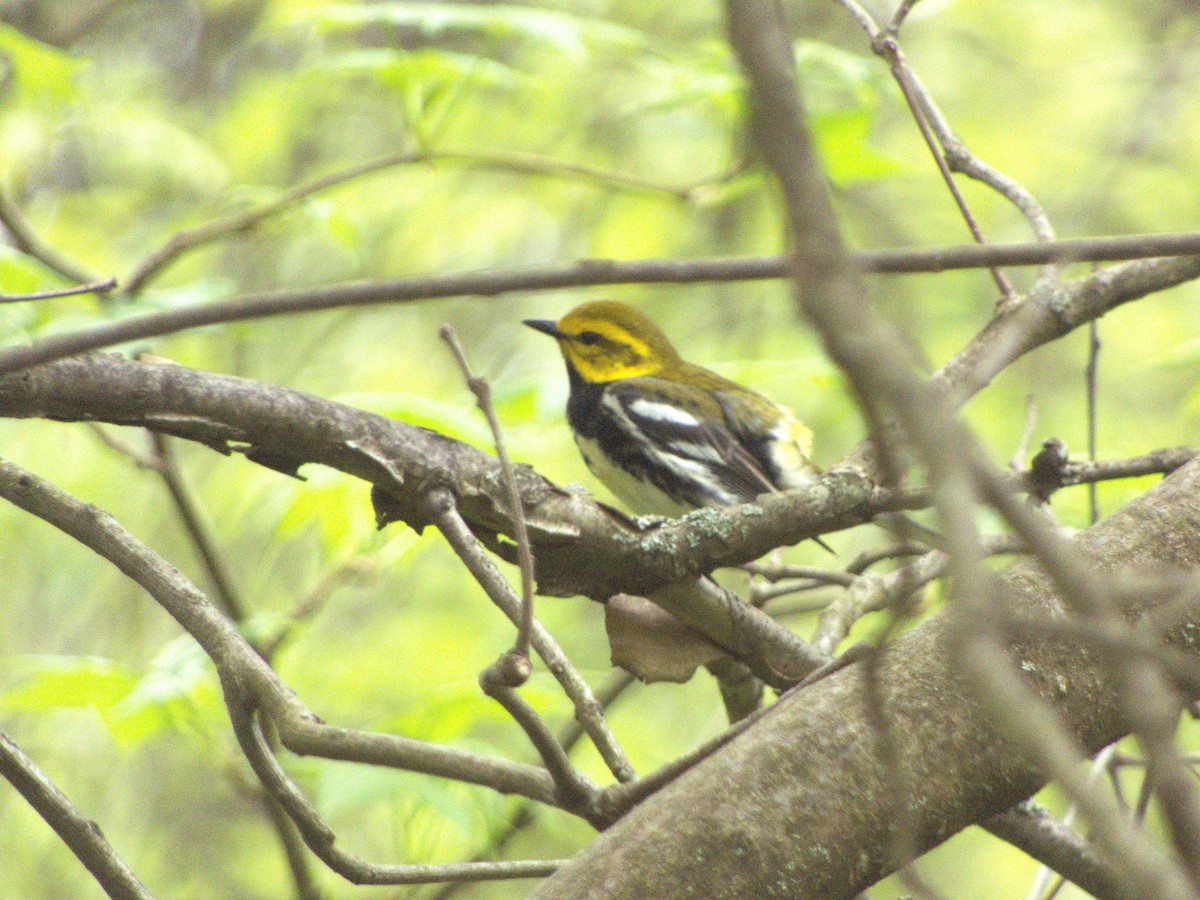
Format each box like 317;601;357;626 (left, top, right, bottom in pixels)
525;300;824;528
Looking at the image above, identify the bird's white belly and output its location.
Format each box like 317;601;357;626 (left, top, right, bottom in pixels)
574;433;693;518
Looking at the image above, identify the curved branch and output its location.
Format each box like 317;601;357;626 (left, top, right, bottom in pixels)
0;459;558;808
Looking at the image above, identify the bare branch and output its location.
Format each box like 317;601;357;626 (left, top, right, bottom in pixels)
2;233;1199;379
427;488;602;802
0;459;560;807
431;670;638;900
644;578;826;687
0;729;152;900
1025;445;1197;502
0;278;117;303
149;431;247;621
834;0;1054;293
887;0;923;32
423;487;635;785
227;697;564;886
123;149;726;295
0;186;99;285
478;655;597;806
987;800;1126;900
877;35;1016;299
440;325;535;661
934;254;1200;412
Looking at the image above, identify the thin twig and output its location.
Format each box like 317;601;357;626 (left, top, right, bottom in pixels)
877;36;1015;299
812;536;1025;657
5;231;1200;378
430;670;638;900
836;0;1057;287
478;658;597;805
258;788;323;900
887;0;923;33
424;489;635;784
1025;446;1197;503
0;277;117;303
741;560;856;587
122;148;728;295
440;324;534;661
1086;321;1101;524
149;432;247;621
0;187;99;285
844;541;930;574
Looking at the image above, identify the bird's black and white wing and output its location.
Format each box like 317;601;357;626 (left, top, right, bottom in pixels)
566;377;778;516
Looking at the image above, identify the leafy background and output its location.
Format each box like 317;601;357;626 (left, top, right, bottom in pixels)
0;0;1198;897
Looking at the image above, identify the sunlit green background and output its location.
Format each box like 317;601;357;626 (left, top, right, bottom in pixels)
0;1;1197;897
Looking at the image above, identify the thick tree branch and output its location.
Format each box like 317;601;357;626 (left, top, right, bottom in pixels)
533;457;1200;899
0;354;909;597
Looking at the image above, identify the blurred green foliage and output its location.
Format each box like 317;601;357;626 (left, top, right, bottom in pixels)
0;0;1198;897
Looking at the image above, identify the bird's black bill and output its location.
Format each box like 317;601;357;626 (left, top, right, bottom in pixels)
523;318;562;338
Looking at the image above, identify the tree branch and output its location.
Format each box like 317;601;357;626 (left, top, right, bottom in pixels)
0;278;117;303
0;186;100;286
0;459;560;807
1;233;1198;378
226;696;564;886
0;353;911;600
0;729;152;900
122;148;725;296
532;456;1200;899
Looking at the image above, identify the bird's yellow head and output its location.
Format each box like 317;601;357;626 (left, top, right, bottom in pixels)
523;300;682;383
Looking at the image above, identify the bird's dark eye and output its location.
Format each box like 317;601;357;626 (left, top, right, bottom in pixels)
576;331;603;346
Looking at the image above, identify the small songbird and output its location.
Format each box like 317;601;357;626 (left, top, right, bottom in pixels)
524;300;822;521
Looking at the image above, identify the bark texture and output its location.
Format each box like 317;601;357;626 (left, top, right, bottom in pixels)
534;459;1200;898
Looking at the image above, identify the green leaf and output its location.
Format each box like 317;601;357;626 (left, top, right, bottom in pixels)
0;24;82;108
286;2;648;62
811;108;904;185
304;47;527;93
104;636;222;747
0;655;136;713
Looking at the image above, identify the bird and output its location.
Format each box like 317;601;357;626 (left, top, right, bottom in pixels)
524;300;826;536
